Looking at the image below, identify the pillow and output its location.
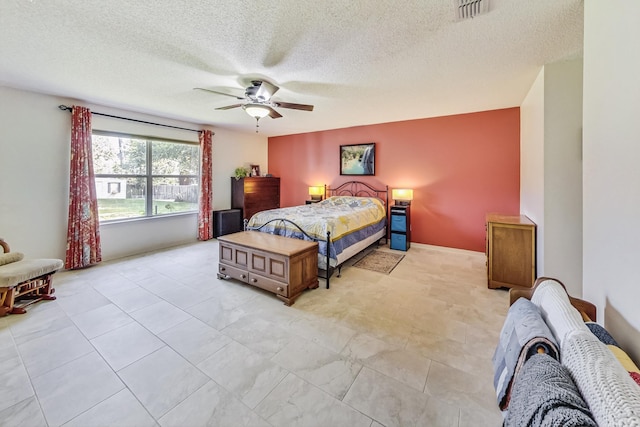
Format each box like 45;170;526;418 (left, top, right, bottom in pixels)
586;322;620;347
607;345;640;374
631;372;640;387
0;252;24;266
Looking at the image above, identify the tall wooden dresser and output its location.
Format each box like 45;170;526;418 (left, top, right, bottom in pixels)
232;177;280;221
486;214;536;290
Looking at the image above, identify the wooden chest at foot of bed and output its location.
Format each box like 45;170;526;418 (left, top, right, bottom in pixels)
217;231;319;306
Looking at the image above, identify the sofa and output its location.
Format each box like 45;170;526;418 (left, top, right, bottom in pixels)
0;238;62;315
493;277;640;426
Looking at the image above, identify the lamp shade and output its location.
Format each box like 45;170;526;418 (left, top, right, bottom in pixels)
392;188;413;202
243;104;270;118
309;185;324;200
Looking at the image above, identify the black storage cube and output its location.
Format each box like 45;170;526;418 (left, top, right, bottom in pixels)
213;209;243;238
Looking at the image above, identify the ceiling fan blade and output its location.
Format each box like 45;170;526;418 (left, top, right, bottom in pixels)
215;104;243;110
194;87;245;100
254;81;279;102
267;107;282;119
273;101;314;111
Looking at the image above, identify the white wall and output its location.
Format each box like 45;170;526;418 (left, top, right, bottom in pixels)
0;87;71;259
542;59;584;296
583;1;640;330
520;59;583;297
210;127;270;212
0;86;267;261
520;67;545;274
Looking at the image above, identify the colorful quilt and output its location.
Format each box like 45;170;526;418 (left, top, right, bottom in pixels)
246;196;387;260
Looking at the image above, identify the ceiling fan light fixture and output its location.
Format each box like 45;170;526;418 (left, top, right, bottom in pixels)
243;103;270;119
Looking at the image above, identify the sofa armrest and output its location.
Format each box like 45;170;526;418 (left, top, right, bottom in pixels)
509;277;597;321
0;238;9;254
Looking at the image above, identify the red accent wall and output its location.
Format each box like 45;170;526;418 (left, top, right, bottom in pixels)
268;107;520;252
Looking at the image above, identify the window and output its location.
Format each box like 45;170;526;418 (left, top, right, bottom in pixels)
92;132;199;222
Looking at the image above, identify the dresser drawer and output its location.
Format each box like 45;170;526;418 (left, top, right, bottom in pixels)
218;263;249;284
247;273;288;297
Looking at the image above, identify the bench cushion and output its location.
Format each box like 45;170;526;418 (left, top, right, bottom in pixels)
0;258;64;288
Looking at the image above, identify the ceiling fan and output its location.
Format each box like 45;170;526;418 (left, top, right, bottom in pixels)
195;80;314;131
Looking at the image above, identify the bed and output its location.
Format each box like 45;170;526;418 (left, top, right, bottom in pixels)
245;181;389;289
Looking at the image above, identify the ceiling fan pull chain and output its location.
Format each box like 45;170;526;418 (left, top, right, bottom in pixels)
255;117;260;133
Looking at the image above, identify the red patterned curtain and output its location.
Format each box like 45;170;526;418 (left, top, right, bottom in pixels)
65;106;102;269
198;130;213;240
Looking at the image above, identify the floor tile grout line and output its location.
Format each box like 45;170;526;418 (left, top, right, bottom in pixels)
4;240;507;426
66;319;163;425
5;323;51;426
60;387;130;426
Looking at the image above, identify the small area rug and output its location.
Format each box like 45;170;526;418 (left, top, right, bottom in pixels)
352;250;405;275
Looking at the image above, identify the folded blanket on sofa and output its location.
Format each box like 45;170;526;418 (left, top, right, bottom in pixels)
527;279;640;425
562;329;640;426
586;321;640;387
493;297;559;410
530;279;589;345
505;353;597;427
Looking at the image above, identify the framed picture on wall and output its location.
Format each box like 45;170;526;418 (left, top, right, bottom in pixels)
340;143;375;176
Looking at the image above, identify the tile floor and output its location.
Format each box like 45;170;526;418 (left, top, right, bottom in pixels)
0;240;509;426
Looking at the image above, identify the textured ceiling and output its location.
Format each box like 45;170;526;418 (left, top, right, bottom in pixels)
0;0;583;137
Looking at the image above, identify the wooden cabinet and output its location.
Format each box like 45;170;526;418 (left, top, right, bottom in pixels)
486;214;536;290
217;231;319;306
231;177;280;221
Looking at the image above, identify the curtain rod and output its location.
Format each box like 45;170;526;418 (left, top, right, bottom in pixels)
58;105;208;134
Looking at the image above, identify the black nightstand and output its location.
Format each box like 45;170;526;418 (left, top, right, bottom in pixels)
305;199;321;204
389;205;411;251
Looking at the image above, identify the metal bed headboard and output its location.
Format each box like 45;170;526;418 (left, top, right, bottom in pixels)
325;181;389;209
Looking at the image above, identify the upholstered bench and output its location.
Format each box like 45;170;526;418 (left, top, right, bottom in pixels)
0;238;62;316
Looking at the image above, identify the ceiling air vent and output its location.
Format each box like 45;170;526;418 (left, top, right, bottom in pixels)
455;0;489;21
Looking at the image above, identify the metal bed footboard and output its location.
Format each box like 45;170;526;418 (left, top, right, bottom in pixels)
244;218;335;289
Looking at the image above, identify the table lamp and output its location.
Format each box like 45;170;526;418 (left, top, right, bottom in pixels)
309;186;324;201
392;188;413;206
